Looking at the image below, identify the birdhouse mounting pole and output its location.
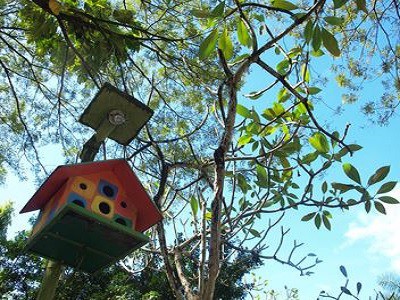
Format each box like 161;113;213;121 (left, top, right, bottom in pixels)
36;83;153;300
36;133;104;300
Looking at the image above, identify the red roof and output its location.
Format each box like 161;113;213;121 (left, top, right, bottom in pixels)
20;159;162;232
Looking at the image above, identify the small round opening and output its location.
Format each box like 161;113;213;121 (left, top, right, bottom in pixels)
102;185;115;198
72;199;85;208
115;218;127;226
120;201;127;209
79;183;87;190
99;202;111;214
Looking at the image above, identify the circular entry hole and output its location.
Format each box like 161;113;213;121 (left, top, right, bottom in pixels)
72;199;85;208
99;202;111;215
115;218;127;226
79;183;87;190
120;201;127;209
102;185;115;198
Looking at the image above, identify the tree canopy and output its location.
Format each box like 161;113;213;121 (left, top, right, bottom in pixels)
0;0;399;299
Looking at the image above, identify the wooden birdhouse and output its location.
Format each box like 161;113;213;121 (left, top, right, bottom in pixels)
20;159;162;273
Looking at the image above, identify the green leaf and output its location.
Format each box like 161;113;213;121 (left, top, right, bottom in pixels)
311;49;325;57
322;214;331;230
238;135;252;146
333;0;349;9
377;181;397;194
276;59;290;75
378;196;400;204
210;1;225;18
332;182;355;193
191;9;210;18
365;200;371;213
374;201;386;214
342;163;361;184
314;214;321;229
113;9;134;23
368;166;390;185
277;88;291;102
324;16;344;26
205;211;212;220
190;196;199;216
218;27;233;60
256;164;268;181
304;20;313;44
249;228;261;237
322;181;328;193
312;24;322;51
272;102;285;116
199;29;219;59
237;18;252;48
308;87;322;95
321;28;340;57
301;212;316;221
335;144;363;160
355;0;367;13
237;104;252;118
271;0;298;10
309;132;330;153
301;151;319;165
301;64;310;82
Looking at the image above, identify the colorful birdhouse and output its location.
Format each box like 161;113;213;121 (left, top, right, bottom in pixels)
20;159;162;273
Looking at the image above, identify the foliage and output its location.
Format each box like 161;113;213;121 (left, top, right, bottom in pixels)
0;203;260;299
0;0;399;299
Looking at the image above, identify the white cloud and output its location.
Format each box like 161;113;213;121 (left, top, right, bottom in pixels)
344;188;400;272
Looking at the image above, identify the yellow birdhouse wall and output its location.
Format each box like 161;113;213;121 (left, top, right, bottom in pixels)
31;171;138;236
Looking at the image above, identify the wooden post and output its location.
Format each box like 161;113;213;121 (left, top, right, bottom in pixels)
36;119;112;300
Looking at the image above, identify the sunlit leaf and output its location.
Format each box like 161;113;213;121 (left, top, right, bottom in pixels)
238;135;252;146
307;87;321;95
190;196;199;216
271;0;298;10
199;29;219;59
342;163;361;184
237;104;252;118
309;132;330;153
322;214;331;230
218;27;233;59
237;18;252;48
